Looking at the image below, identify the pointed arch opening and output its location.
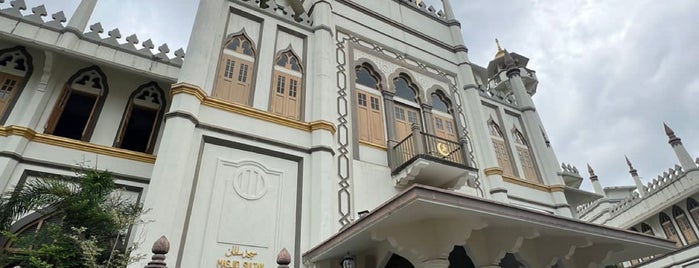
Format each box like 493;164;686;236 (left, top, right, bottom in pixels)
498;253;526;268
214;33;256;105
270;49;304;120
430;90;457;142
114;82;166;153
392;74;422;142
512;128;541;183
45;66;108;141
660;212;681;247
384;253;415;268
0;46;32;125
488;119;514;177
673;205;697;244
448;246;475;268
354;63;385;146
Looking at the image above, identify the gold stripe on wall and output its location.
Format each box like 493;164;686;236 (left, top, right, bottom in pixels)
0;126;156;163
171;83;337;135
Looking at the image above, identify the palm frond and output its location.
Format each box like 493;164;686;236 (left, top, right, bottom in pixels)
0;177;78;230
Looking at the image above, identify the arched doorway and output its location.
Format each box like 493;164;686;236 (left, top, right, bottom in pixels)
448;246;475;268
385;254;414;268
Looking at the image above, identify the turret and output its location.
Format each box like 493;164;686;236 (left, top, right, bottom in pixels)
625;156;646;197
587;164;606;197
664;123;698;170
67;0;97;32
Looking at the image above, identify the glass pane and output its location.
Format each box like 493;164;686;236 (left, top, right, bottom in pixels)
277;55;288;67
53;92;97;140
394;77;416;101
120;106;158;153
356;67;378;88
432;94;448;113
357;93;367;106
290;57;300;71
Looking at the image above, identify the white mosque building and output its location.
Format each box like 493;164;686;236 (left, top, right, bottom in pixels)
0;0;692;267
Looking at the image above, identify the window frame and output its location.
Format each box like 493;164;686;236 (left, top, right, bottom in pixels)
113;82;167;154
44;66;109;142
0;46;33;125
213;33;257;105
270;49;304;120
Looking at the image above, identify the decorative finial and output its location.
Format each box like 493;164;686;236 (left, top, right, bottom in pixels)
496;38;503;51
145;236;170;268
587;163;598;181
277;248;291;266
625;155;639;176
494;38;505;59
663;122;682;146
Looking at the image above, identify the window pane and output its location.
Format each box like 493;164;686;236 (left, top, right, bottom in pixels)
290;57;300;71
394;106;405;120
408;111;418;124
53;92;97;140
276;76;285;94
242;41;253;56
120;106;158;152
224;59;235;79
277;55;288;67
435;118;443;129
394;77;416;101
0;78;17;100
238;64;249;82
370;96;380;110
356;67;378;88
432;94;448;113
446;121;454;133
289;79;298;97
357;93;367;106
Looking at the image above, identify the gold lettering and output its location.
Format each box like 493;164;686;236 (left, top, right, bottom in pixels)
253;263;265;268
232;261;240;268
243;262;251;268
226;246;243;257
243;250;258;259
217;259;226;268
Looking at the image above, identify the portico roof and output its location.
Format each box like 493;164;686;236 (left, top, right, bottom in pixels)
303;185;675;267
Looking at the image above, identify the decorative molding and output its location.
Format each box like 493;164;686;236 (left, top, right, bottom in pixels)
484;167;504;176
358;141;388;151
170;83;337;135
0;126;156;163
501;175;563;193
335;31;353;226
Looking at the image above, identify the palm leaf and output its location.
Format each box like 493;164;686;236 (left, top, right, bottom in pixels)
0;177;78;230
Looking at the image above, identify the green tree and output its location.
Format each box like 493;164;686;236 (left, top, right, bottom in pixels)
0;169;146;267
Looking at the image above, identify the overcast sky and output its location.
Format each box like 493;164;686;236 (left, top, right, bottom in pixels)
19;0;698;191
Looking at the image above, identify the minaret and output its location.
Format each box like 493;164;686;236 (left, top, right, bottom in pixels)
67;0;97;32
664;123;698;170
587;164;606;197
626;156;646;197
440;0;455;20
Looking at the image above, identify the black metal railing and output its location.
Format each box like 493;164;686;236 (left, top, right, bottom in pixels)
390;129;468;173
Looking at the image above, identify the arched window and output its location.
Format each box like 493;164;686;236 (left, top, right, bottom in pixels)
513;128;541;183
641;223;654;235
688;198;699;230
214;34;256;105
488;120;514;176
385;253;414;268
629;227;639;232
0;46;31;124
2;212;62;251
354;64;385;146
45;66;108;141
270;50;303;120
448;246;475;268
673;206;697;244
431;92;457;142
660;212;681;247
392;74;421;141
115;82;166;153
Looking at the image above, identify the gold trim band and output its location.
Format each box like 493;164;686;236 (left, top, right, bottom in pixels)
502;175;564;193
483;167;504;176
0;126;156;163
171;84;337;135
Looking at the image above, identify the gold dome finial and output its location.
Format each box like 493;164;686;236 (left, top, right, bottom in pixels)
494;38;505;59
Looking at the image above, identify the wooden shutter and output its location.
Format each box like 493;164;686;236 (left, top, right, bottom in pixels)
0;73;21;120
368;95;384;144
286;77;300;120
517;147;540;182
45;87;71;133
677;215;698;244
271;73;286;116
492;139;514;176
394;106;410;141
214;55;235;101
432;114;457;142
662;222;682;247
356;91;370;142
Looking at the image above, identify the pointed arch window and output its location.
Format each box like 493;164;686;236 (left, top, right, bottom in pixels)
673;205;697;244
431;92;457;142
114;82;166;153
2;212;63;251
214;34;256;105
513;128;541;183
660;212;682;247
488;120;514;176
354;64;385;146
270;50;303;120
0;47;31;124
45;66;108;141
392;74;421;141
641;223;654;235
687;198;699;229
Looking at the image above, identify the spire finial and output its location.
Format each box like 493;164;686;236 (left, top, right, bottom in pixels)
587;163;599;182
663;122;682;146
496;38;503;51
625;155;639;176
494;38;506;59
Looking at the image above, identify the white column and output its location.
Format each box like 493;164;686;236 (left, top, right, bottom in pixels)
66;0;97;31
626;156;646;197
307;0;340;245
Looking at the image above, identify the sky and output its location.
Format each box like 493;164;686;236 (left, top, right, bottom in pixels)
17;0;698;191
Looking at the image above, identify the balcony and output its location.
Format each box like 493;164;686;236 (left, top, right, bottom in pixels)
390;125;477;189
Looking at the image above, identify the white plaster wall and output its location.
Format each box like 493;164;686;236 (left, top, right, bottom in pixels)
352;160;401;214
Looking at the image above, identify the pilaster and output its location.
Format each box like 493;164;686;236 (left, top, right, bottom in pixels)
308;0;339;245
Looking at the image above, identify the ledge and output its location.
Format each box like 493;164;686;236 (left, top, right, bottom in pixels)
171;83;337;135
502;175;564;193
0;126;156;163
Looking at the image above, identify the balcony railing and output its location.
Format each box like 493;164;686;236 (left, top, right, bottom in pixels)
390;125;469;174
